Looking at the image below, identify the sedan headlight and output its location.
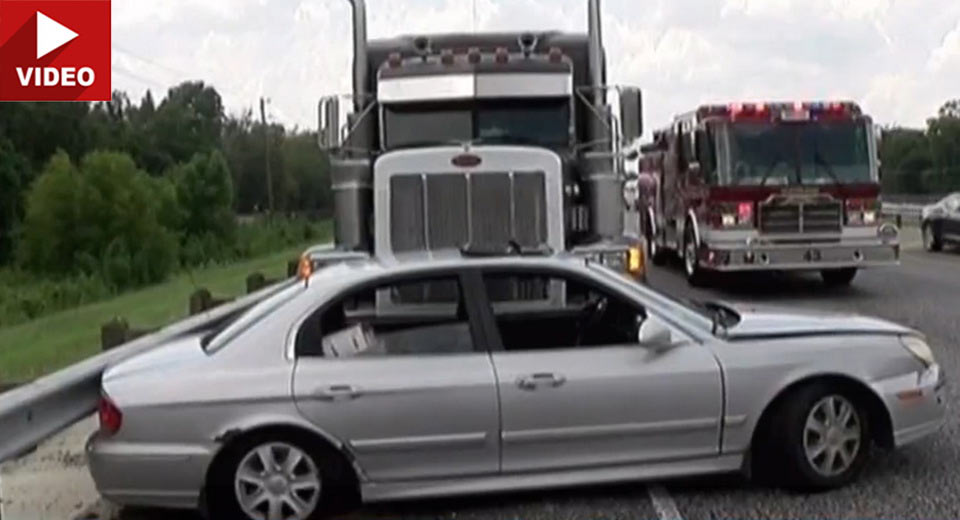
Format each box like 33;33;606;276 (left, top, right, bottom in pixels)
900;336;936;367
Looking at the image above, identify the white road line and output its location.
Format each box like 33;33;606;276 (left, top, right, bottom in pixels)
0;471;5;520
648;484;683;520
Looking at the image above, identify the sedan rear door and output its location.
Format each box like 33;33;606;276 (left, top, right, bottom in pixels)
292;272;500;482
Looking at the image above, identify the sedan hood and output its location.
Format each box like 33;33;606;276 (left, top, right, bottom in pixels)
714;301;914;340
103;333;207;383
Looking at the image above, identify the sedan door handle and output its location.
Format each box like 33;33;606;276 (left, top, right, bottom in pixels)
314;385;361;401
517;373;566;391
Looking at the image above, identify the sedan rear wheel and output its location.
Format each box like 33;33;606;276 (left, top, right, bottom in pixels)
208;433;356;520
235;442;321;520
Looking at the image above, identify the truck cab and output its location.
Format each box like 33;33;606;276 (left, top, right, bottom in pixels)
315;0;646;283
635;101;900;286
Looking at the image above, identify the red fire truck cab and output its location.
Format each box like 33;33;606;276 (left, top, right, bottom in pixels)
634;101;899;286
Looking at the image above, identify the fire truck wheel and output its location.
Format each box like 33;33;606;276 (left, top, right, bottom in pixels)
646;222;667;266
683;227;711;287
821;268;857;287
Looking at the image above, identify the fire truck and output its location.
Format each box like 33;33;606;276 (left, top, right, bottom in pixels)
313;0;646;280
633;101;899;286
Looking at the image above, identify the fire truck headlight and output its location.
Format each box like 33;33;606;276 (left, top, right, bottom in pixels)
721;214;737;227
863;211;877;225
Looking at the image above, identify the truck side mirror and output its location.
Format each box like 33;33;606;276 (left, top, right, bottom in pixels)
619;87;643;146
318;96;342;150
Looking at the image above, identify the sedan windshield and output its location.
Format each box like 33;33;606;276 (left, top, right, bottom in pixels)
724;120;872;186
383;98;570;150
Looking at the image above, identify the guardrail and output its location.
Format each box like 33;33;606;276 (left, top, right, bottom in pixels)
881;202;924;226
0;278;294;464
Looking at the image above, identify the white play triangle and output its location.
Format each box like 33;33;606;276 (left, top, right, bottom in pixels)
36;11;79;60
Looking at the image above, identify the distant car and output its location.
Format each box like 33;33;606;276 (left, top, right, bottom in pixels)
87;253;945;520
921;193;960;251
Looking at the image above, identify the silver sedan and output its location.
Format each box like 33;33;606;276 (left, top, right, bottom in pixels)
86;254;945;520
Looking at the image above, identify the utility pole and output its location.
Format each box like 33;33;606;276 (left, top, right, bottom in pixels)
260;97;275;214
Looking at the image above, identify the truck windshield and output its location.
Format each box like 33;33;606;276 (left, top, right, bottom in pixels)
383;98;570;150
724;120;872;186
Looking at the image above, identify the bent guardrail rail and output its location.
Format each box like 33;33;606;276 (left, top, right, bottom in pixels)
0;279;294;464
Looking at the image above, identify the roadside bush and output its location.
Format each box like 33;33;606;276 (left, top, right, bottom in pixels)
234;216;328;260
0;268;111;327
18;150;179;289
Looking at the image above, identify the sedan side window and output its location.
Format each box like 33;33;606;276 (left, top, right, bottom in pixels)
483;272;646;351
298;276;476;357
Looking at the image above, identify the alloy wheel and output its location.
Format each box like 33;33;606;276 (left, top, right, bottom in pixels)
803;395;862;477
235;442;321;520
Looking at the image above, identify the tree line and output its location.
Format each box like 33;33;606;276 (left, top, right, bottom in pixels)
880;99;960;196
0;81;332;279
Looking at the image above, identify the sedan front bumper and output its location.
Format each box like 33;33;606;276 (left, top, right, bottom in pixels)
872;364;946;448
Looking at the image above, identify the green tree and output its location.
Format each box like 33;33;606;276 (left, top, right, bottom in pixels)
172;150;236;241
927;99;960;192
0;138;32;262
152;81;225;171
281;132;332;214
18;151;178;288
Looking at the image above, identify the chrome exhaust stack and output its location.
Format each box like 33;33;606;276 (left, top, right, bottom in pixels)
584;0;620;238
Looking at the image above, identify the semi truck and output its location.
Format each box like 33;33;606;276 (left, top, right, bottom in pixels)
313;0;646;281
632;101;900;286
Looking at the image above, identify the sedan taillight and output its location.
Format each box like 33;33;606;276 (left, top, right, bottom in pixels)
98;395;123;436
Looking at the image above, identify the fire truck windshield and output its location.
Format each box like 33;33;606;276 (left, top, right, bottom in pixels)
724;120;872;186
383;98;571;150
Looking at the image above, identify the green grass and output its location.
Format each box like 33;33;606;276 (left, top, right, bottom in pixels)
0;245;311;383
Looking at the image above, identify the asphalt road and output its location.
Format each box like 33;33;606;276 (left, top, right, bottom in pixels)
5;231;959;520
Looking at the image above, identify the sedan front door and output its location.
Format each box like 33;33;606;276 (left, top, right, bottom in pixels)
480;269;724;473
292;273;500;482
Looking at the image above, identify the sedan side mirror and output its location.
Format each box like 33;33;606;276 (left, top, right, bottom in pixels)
637;315;673;348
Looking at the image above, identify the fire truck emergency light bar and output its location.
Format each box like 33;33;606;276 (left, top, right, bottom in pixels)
697;101;862;122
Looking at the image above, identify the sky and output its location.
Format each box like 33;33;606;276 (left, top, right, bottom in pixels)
111;0;960;133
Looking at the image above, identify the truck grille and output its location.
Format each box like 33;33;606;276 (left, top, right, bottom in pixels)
390;171;547;253
759;200;841;234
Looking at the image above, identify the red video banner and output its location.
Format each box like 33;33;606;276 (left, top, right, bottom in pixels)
0;0;111;101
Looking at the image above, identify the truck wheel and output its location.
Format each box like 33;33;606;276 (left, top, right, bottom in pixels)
646;220;667;266
922;222;942;252
763;382;871;490
821;268;857;287
683;226;710;287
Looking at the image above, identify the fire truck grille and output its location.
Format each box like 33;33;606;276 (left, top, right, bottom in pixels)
390;171;547;253
759;201;841;234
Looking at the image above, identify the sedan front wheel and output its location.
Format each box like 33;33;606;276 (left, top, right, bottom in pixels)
766;382;871;490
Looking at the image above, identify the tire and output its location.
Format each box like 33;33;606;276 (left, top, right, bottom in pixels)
821;268;857;287
923;222;943;252
764;382;871;490
682;224;710;287
207;431;356;520
646;217;667;267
